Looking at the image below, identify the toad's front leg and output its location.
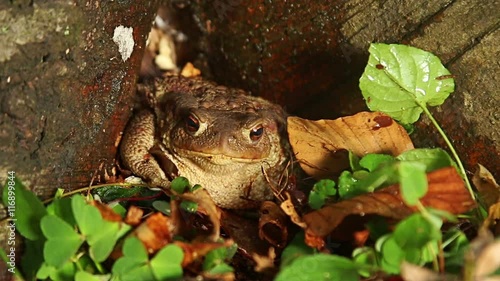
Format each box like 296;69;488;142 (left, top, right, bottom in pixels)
120;110;171;189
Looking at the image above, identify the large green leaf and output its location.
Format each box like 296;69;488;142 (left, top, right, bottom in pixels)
275;254;360;281
40;215;84;268
359;43;454;124
71;195;130;262
2;177;47;240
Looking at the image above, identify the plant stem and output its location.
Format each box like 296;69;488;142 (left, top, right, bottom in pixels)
419;104;475;200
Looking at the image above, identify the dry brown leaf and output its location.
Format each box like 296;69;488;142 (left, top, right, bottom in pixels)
134;212;172;253
287;112;414;179
124;205;144;226
177;188;221;241
400;262;459;281
252;247;276;272
473;164;500;208
174;240;234;267
220;210;271;257
259;201;288;248
474;239;500;280
481;203;500;236
89;200;123;222
303;167;476;240
464;230;500;281
280;192;307;229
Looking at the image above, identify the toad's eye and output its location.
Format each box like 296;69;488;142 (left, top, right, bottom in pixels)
185;114;200;133
249;125;264;141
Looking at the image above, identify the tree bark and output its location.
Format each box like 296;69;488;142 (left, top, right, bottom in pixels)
0;1;158;279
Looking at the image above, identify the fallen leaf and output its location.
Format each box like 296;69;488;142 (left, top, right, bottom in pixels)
464;229;500;281
473;164;500;208
174;240;234;267
481;203;500;236
177;188;221;241
89;200;123;222
220;210;271;257
400;262;459;281
280;192;307;229
252;247;276;272
303;167;475;240
134;212;173;253
259;201;288;248
125;205;144;226
287;112;414;179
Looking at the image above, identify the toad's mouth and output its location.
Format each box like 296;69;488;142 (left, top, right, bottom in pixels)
175;148;267;164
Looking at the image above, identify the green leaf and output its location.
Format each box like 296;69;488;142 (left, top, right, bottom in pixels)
359;154;395;172
40;215;84;268
71;195;130;262
348;151;362;171
359;43;454;124
398;161;428;205
150;244;184;280
171;177;190;194
21;239;45;280
308;191;326;210
2;177;47;240
180;200;198;213
206;263;234;275
393;214;441;249
203;242;238;272
442;229;469;273
112;237;154;281
354;164;399;194
352;247;378;277
46;197;76;227
308;179;336;209
276;254;360;281
38;261;76;281
75;271;106;281
379;235;405;274
338;171;358;199
152;200;172;216
313;179;337;196
396;148;457;172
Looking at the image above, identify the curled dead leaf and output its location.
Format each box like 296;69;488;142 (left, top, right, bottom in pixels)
259;201;288;248
473;164;500;209
175;188;221;241
89;200;123;222
481;203;500;236
287;112;414;179
303;167;475;241
134;212;172;254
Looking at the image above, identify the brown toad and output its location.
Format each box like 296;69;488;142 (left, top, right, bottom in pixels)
120;75;290;209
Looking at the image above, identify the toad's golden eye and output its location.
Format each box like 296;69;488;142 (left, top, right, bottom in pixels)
185;114;200;133
250;125;264;141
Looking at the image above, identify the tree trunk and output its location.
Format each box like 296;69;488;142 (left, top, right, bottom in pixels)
0;1;159;279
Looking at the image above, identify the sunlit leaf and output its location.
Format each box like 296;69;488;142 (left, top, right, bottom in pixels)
360;43;454;124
